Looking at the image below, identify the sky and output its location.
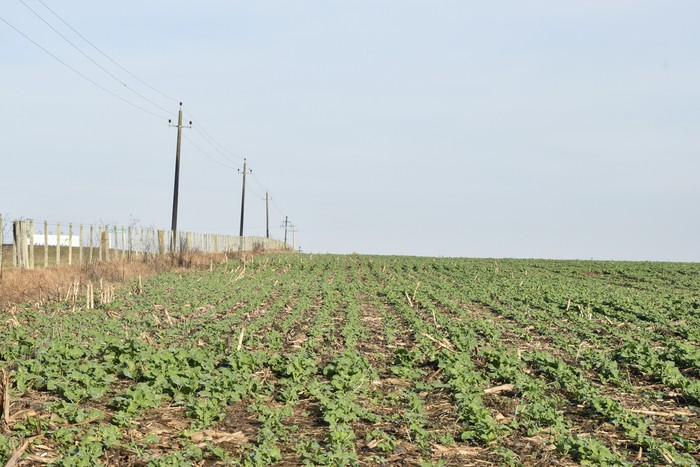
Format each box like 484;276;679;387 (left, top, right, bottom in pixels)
1;1;699;261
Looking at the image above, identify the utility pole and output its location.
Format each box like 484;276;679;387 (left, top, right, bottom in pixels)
169;102;191;244
264;191;270;239
290;224;298;251
280;216;289;246
238;158;251;237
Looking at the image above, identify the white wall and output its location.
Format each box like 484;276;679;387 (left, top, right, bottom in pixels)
32;234;81;247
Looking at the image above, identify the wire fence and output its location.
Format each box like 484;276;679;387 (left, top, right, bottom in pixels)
1;215;290;271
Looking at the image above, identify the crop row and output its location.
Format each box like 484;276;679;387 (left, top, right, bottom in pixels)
1;254;698;465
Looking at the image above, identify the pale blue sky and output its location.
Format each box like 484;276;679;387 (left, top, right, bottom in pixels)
2;1;699;260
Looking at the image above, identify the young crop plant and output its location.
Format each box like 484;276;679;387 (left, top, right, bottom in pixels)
2;253;699;465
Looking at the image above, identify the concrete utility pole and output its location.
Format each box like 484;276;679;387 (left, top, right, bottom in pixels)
290;224;298;251
169;102;192;241
264;191;270;239
238;158;251;237
281;216;289;245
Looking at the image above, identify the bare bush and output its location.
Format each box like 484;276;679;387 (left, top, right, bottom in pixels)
252;240;266;253
0;250;238;311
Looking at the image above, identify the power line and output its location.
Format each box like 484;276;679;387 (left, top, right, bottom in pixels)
183;134;239;170
253;172;286;217
249;173;280;211
3;6;296;239
192;126;245;165
182;106;245;163
18;0;172;117
34;0;179;105
178;106;289;218
250;170;288;217
0;14;166;120
247;184;264;200
251;172;267;191
251;169;286;217
185;121;291;228
270;197;286;217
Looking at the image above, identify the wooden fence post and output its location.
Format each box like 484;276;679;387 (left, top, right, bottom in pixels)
113;226;118;261
121;228;126;261
106;225;111;261
44;221;49;268
56;222;61;266
13;221;29;269
0;214;3;274
28;220;35;269
79;224;84;265
150;228;154;256
68;223;73;266
89;225;94;263
138;227;142;257
157;230;165;256
99;226;106;262
128;227;133;260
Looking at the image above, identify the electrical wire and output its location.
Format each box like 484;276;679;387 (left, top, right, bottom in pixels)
183;109;290;220
251;172;267;191
34;0;179;105
247;184;264;201
251;172;287;218
18;0;172;117
183;134;239;170
176;106;291;220
0;14;167;120
182;106;245;163
3;6;295;234
270;197;287;217
192;125;246;165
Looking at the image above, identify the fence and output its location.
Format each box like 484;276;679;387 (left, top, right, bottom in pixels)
0;215;291;270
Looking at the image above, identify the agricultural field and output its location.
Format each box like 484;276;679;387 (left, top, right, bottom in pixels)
1;254;699;466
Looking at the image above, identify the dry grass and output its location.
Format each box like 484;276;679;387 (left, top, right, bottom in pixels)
0;250;243;311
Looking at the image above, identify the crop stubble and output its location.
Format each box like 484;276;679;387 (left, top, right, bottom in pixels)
1;255;699;465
